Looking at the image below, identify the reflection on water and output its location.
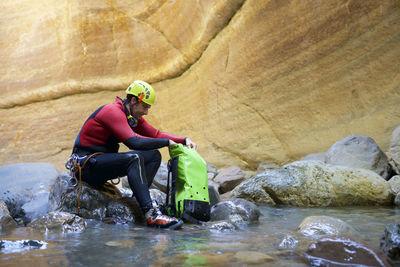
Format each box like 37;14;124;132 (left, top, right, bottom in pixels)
1;205;399;266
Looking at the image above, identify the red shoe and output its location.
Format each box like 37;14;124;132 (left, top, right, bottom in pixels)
145;206;183;230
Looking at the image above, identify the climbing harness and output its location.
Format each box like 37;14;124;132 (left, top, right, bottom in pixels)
65;152;104;215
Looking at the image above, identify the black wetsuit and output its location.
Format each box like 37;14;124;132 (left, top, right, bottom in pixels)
72;97;186;212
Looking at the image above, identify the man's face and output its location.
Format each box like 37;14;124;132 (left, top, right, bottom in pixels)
130;98;151;120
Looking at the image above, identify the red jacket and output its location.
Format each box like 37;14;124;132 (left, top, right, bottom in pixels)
73;97;185;153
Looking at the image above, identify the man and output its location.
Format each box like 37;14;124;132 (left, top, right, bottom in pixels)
69;80;196;230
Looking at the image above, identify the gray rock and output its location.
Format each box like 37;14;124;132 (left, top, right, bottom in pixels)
298;216;358;238
388;175;400;194
380;223;400;262
149;188;166;207
28;211;86;233
152;161;169;193
390;126;400;174
210;198;260;225
48;172;141;224
208;185;221;207
301;152;326;162
0;163;59;223
394;193;400;206
256;162;280;173
209;221;236;231
206;162;219;179
213;166;245;194
325;135;392;180
231;161;393;207
307;236;392;267
0;199;17;231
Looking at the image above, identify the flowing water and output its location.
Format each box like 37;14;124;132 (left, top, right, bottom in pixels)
1;205;399;266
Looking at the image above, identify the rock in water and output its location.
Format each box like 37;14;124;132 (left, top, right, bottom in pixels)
231;161;393;207
0;163;59;223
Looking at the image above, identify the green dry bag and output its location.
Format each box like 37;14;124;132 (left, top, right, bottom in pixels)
164;144;210;224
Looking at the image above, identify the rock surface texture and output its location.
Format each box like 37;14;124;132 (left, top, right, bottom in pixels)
0;1;399;170
231;161;394;206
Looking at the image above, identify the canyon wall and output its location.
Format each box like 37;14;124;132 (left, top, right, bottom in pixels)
0;0;399;170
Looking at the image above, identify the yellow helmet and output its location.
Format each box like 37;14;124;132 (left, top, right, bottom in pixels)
125;80;156;105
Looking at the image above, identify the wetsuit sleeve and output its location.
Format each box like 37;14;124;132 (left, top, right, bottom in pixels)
97;105;170;150
135;118;186;144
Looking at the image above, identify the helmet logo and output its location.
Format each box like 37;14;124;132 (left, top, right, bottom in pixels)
138;83;151;100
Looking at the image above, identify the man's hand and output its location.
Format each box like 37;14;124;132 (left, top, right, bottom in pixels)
185;138;197;150
169;139;177;146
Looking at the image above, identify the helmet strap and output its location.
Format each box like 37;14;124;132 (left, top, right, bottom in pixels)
122;98;138;128
138;94;144;102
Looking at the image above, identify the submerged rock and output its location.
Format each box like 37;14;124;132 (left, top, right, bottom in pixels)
380;223;400;262
0;163;59;223
231;161;393;207
29;211;86;233
0;200;17;231
298;216;358;238
306;236;392;267
325;135;392;180
48;172;142;224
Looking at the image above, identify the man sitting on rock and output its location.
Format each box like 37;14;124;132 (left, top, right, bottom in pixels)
68;80;197;230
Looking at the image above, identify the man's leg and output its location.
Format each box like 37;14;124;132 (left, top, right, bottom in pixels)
127;150;161;187
80;152;183;229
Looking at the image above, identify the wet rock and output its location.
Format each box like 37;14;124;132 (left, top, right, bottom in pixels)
208;179;220;194
380;223;400;262
390;126;400;175
0;240;47;254
388;175;400;194
306;236;392;267
213;166;245;194
0;199;17;231
231;161;393;207
298;216;357;238
256;162;280;174
325;135;392;180
210;198;260;225
0;163;59;223
234;251;275;264
301;152;326;162
28;211;86;233
208;185;221;207
48;172;141;223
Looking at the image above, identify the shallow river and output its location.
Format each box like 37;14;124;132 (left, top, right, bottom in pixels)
1;205;399;266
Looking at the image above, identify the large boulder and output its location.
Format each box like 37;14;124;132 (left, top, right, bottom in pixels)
325;135;392;180
0;163;59;223
48;172;143;224
0;199;17;231
306;236;392;267
231;161;394;207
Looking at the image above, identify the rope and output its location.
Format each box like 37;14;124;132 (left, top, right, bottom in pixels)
71;152;104;216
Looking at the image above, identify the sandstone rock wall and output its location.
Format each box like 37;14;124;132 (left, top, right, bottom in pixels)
0;0;399;171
